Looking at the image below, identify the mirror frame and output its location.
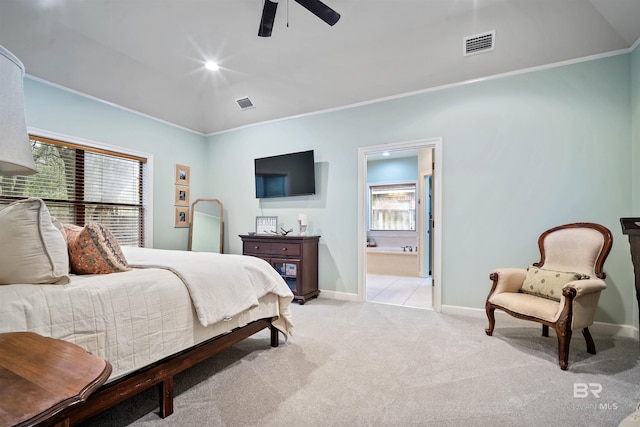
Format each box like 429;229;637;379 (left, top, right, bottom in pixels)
188;198;224;253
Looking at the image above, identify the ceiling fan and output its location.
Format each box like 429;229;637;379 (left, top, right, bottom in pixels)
258;0;341;37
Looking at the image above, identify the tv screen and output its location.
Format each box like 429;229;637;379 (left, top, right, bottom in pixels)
255;150;316;198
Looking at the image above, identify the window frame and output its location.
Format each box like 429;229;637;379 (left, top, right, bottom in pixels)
6;129;154;247
367;181;417;232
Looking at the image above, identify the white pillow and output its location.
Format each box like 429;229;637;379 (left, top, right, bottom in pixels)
0;198;70;285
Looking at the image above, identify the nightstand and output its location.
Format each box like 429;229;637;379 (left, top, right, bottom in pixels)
0;331;111;427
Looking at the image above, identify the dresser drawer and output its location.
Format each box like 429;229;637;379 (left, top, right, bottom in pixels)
243;241;272;255
270;242;301;257
243;240;301;256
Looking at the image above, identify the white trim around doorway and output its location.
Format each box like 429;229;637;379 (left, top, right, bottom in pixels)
357;138;443;312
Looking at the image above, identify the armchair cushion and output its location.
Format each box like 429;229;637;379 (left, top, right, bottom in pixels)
520;266;587;301
490;292;560;322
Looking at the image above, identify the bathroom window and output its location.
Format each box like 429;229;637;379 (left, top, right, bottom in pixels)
369;183;416;231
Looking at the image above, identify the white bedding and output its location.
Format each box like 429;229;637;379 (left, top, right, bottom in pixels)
122;246;293;328
0;249;294;381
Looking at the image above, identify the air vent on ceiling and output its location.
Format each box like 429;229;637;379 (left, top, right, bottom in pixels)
464;30;495;56
235;97;255;110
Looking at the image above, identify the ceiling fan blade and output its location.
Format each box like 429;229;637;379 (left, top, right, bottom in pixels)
294;0;340;26
258;0;278;37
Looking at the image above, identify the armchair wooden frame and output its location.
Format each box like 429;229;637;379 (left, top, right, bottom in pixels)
484;223;613;370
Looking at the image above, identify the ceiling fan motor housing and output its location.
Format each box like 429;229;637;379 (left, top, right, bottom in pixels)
258;0;340;37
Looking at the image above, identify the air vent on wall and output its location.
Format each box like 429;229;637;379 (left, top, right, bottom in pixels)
235;97;255;110
464;30;495;56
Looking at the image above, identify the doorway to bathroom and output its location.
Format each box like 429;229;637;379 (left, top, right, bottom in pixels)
357;138;442;311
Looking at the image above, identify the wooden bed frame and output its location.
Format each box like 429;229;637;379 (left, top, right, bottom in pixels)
53;318;280;425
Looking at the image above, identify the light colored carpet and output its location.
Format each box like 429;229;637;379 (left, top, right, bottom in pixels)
82;299;640;426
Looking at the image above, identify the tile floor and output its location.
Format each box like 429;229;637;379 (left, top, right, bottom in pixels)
366;274;433;309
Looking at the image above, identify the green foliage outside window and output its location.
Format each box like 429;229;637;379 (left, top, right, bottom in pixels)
0;137;145;247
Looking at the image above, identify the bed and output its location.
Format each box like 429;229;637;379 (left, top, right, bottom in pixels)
0;198;293;424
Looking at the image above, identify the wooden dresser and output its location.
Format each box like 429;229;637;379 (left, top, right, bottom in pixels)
240;234;320;304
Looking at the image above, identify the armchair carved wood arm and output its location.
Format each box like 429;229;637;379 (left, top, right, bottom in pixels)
484;223;613;370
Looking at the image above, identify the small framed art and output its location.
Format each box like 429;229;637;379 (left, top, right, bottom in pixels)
256;216;277;235
175;207;190;227
175;164;190;185
175;185;190;206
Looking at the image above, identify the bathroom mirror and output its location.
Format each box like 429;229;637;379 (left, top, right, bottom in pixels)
189;198;224;253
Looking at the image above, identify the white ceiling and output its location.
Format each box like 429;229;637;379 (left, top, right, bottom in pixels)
1;0;640;135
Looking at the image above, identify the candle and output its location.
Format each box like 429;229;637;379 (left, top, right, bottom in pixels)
298;213;307;226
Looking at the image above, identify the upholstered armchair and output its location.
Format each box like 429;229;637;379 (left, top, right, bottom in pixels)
485;223;613;370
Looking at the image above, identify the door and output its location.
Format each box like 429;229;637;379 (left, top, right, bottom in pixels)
424;174;433;276
357;138;442;311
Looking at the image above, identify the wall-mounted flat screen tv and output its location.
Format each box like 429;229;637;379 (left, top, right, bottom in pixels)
255;150;316;198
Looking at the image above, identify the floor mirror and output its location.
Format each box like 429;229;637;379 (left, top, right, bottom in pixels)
189;198;224;253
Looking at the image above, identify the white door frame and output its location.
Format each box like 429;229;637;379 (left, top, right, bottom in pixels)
357;138;443;312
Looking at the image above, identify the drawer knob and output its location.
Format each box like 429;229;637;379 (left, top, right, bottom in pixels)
254;246;260;249
282;247;287;251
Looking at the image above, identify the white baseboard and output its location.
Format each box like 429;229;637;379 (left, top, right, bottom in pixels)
317;290;361;302
317;293;639;341
442;304;640;340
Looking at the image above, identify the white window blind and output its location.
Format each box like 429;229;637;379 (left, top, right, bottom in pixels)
370;183;416;231
0;135;146;246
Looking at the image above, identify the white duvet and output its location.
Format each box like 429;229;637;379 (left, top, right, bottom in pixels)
0;248;294;380
122;246;293;328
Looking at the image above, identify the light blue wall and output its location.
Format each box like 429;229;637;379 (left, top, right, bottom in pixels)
208;53;636;326
23;78;208;250
20;51;638;327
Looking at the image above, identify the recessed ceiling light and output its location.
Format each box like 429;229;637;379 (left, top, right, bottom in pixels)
382;151;390;156
205;61;219;71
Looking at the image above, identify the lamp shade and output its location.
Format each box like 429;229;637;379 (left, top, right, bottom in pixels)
0;45;37;176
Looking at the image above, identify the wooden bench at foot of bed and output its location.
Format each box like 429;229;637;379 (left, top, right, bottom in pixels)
55;318;280;426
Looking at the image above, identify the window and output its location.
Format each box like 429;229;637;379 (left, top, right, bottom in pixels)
369;183;416;231
0;135;147;247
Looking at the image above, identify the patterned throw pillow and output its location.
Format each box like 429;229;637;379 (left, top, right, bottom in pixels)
520;266;587;301
65;223;130;274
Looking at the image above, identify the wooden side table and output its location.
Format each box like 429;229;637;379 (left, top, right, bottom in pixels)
0;332;111;427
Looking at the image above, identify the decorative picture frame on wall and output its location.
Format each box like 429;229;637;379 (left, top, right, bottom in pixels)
175;164;190;185
175;207;190;227
256;216;277;235
175;185;190;206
